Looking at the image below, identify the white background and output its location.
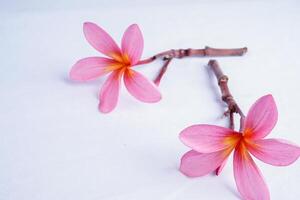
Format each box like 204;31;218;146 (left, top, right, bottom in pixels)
1;0;300;199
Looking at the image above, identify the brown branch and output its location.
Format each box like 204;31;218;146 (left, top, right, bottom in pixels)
208;59;245;176
138;46;247;64
136;46;247;86
153;57;172;85
208;59;245;132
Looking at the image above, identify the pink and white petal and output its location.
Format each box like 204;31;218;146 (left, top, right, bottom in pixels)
247;138;300;166
244;94;278;139
98;70;123;113
179;125;239;153
121;24;144;65
124;69;161;103
83;22;122;60
215;157;228;176
233;145;270;200
70;57;117;81
180;150;229;177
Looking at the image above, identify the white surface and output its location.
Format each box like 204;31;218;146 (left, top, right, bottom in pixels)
1;0;300;199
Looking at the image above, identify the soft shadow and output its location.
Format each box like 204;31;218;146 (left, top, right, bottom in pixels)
59;72;106;99
60;73;105;86
219;177;241;199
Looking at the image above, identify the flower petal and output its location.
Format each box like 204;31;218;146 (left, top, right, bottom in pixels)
121;24;144;65
215;157;228;176
123;69;161;103
233;144;270;200
244;95;278;139
180;150;229;177
98;70;122;113
83;22;122;60
247;138;300;166
179;125;239;153
70;57;119;81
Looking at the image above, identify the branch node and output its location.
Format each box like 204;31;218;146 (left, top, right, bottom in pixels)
218;75;228;85
137;46;247;66
208;59;245;132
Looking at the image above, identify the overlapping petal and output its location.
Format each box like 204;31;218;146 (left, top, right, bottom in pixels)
247;138;300;166
244;95;278;139
83;22;122;61
124;69;161;103
179;125;239;153
71;22;162;113
121;24;144;65
179;94;300;199
99;70;123;113
180;150;229;177
215;157;228;175
233;143;270;200
70;57;120;81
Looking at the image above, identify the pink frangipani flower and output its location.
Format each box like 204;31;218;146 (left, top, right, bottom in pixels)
179;95;300;200
70;22;161;113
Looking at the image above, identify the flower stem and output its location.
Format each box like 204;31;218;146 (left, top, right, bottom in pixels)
208;59;245;176
153;57;172;86
208;59;245;132
137;46;247;86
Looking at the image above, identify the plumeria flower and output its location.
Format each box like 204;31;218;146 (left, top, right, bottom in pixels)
179;95;300;200
70;22;161;113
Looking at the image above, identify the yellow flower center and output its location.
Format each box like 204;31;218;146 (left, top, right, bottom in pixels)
222;131;257;160
105;53;132;73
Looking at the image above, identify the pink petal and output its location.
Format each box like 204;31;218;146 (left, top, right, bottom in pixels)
121;24;144;65
247;138;300;166
123;69;161;103
83;22;122;60
180;150;229;177
215;157;228;176
179;125;239;153
98;70;123;113
244;95;278;139
70;57;119;81
233;144;270;200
